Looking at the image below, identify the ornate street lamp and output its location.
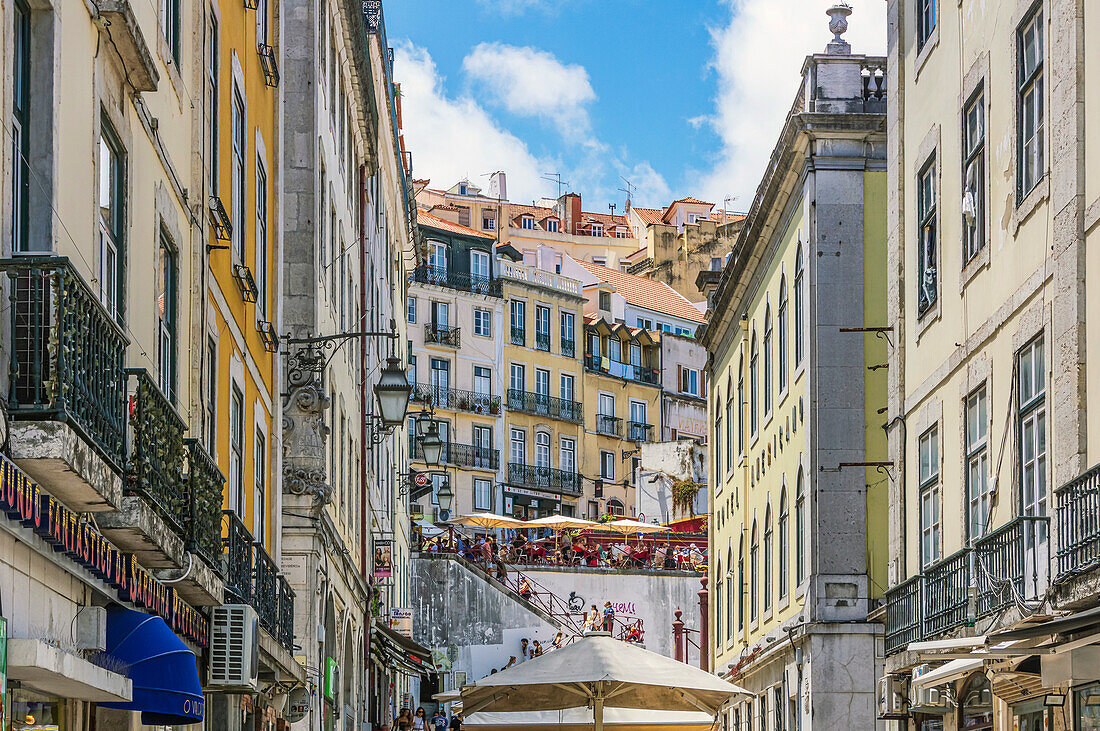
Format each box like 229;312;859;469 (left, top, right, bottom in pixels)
436;478;454;516
374;355;413;428
420;421;444;467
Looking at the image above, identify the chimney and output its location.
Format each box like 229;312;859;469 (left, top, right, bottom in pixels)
490;171;508;201
560;193;582;235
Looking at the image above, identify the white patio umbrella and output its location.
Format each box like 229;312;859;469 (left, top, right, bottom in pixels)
460;633;747;731
604;519;668;535
463;708;715;731
524;515;598;530
448;513;529;529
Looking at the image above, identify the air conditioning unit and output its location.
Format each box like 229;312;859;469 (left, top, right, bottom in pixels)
410;503;423;517
910;665;950;714
75;606;107;651
208;604;259;691
877;675;906;719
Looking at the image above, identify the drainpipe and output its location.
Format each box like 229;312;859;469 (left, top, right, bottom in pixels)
698;576;709;671
359;162;369;582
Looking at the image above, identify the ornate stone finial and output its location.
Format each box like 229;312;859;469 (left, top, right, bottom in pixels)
826;3;853;54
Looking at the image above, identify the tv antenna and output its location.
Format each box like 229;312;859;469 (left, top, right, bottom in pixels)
542;173;569;198
609;203;617;216
618;177;636;208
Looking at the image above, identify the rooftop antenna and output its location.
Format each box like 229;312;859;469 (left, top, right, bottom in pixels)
722;195;738;225
542;173;569;199
618;177;636;210
483;171;506;245
609;203;617;216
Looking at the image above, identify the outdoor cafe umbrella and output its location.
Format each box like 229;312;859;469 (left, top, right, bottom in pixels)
448;513;529;529
463;708;715;731
603;519;668;535
460;633;747;731
524;515;598;530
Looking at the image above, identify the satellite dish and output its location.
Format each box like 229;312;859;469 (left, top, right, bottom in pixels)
286;686;310;724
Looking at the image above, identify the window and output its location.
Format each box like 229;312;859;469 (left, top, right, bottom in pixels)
205;338;217;453
510;428;526;465
636;317;653;330
546;218;560;233
680;368;699;396
254;428;266;543
482;213;495;230
1019;336;1047;545
510;300;526;344
231;89;246;263
407;296;417;323
560;374;575;402
794;245;804;366
763;308;773;415
917;0;936;49
1017;9;1045;197
714;393;723;479
561;311;575;351
737;354;745;455
473;425;492;469
474;308;492;337
431;301;449;328
560;438;576;475
778;279;788;393
474;478;492;511
509;365;525;401
963;90;986;263
162;0;181;64
430;358;450;390
11;0;30;252
535;368;550;398
750;333;759;434
429;240;448;274
255;160;268;316
749;522;759;622
256;0;268;47
763;506;773;613
966;386;990;539
535;431;551;468
521;216;534;230
607;498;625;516
737;539;744;630
157;230;177;403
474;366;491;396
917;158;938;315
919;426;941;568
724;388;733;473
535;306;550;350
795;469;805;584
470;249;490;287
778;488;789;600
591;223;604;237
98;118;126;319
229;385;245;514
599;291;611;311
600;450;615;481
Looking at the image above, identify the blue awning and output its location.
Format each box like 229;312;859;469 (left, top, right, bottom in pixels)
97;604;205;725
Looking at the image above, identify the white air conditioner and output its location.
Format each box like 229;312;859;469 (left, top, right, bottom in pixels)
208;604;259;691
878;675;906;719
909;664;950;714
410;503;424;517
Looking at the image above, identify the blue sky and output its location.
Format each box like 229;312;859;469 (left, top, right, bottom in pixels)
387;0;885;211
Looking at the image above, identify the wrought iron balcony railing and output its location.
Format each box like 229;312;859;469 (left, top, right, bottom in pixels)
409;265;502;297
185;439;225;570
507;463;582;496
884;575;922;656
223;510;254;606
221;510;295;652
254;544;279;637
506;389;583;424
921;548;970;638
535;332;550;351
277;575;295;651
425;324;460;347
1;256;128;471
1055;464;1100;581
974;515;1049;615
408;435;499;470
627;421;653;442
510;326;525;346
584;354;659;385
560;339;575;358
596;414;622;437
411;383;501;415
125;368;188;531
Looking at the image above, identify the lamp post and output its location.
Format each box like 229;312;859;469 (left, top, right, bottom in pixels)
374;355;413;428
437;479;454;523
420;421;444;467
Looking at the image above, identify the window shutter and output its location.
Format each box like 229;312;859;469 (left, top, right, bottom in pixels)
678;365;683;391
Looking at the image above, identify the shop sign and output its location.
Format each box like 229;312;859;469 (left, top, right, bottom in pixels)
286;686;310;723
373;540;393;578
389;608;413;638
324;657;339;701
0;456;209;647
503;486;561;501
0;615;7;723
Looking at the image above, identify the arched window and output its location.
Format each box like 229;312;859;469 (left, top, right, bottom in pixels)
724;376;733;473
763;504;773;613
794;244;805;366
750;521;759;621
750;333;759;435
715;557;724;642
608;498;625;516
779;486;789;600
535;431;551;468
725;547;734;641
795;468;806;584
959;674;993;731
737;537;745;631
737;351;745;456
714;386;723;479
763;306;773;416
778;277;788;394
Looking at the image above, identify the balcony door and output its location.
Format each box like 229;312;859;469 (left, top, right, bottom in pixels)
473;425;492;469
430;358;450;393
470;249;490;294
429;241;448;275
510;428;526;466
431;301;449;329
535;432;551;469
1018;337;1048;598
535;368;550;415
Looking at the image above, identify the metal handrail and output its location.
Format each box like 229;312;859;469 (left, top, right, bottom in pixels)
506;389;583;423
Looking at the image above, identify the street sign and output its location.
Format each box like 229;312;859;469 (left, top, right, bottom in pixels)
414;472;429;487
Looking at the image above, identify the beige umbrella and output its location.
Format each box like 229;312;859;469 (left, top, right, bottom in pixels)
604;519;668;535
525;516;598;530
448;513;529;529
460;633;747;731
463;708;715;731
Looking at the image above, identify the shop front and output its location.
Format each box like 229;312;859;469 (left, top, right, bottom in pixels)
502;487;560;520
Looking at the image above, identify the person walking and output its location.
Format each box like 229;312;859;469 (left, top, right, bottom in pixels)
602;601;615;632
519;638;529;661
413;708;427;731
584;605;599;632
449;711;463;731
550;631;564;650
532;640;543;657
396;709;413;731
432;709;447;731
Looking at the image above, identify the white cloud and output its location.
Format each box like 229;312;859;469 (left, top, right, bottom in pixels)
696;0;886;209
394;41;553;203
463;42;596;140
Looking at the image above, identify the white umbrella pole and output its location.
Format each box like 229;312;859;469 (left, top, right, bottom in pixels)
593;696;604;731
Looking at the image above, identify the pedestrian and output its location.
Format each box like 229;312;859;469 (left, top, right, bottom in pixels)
584;605;599;632
449;711;463;731
396;709;413;731
518;575;533;600
432;709;447;731
519;638;529;661
551;631;564;650
502;655;517;670
532;640;543;657
602;601;615;632
414;708;427;731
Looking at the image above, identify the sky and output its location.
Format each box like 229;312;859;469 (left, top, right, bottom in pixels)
385;0;886;213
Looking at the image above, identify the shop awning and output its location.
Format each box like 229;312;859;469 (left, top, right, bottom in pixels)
372;620;432;676
990;606;1100;643
97;604;205;726
912;658;984;689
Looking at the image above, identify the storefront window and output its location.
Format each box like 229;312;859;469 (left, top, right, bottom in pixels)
913;714;943;731
1079;684;1100;731
11;689;65;730
959;674;992;730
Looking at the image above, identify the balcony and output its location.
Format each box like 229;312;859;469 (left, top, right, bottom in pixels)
1;257;128;473
596;414;622;437
411;384;501;415
511;326;525;347
408;436;499;471
409;264;502;297
884;575;922;656
626;421;653;442
1055;464;1100;581
561;339;575;358
507;463;582;497
974;516;1049;615
922;549;970;638
125;369;188;532
222;510;295;653
585;354;659;385
506;389;583;424
425;324;460;348
185;439;226;570
535;332;550;351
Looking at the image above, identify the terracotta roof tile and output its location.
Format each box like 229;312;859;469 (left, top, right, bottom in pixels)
661;196;715;223
417;209;496;240
574;260;707;323
631;207;665;226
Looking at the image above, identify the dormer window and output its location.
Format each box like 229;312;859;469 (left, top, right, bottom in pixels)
546;219;559;233
521;216;534;230
459;184;468;195
614;227;630;238
599;291;611;311
591;223;604;237
482;212;496;231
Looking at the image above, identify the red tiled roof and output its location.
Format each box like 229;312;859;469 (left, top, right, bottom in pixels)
661;196;715;223
417;209;495;240
574;260;707;323
631;207;665;226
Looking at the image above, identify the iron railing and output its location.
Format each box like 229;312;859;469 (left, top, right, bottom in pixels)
922;549;970;638
510;326;525;346
584;354;659;385
561;339;575;358
277;575;295;651
185;439;225;570
627;421;653;442
411;384;501;415
223;510;254;605
535;332;550;351
507;463;582;496
1;256;128;470
506;389;583;423
409;265;502;297
408;436;499;470
596;414;622;437
125;369;188;532
974;516;1049;615
425;324;460;347
1055;464;1100;581
884;575;922;656
254;545;280;637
